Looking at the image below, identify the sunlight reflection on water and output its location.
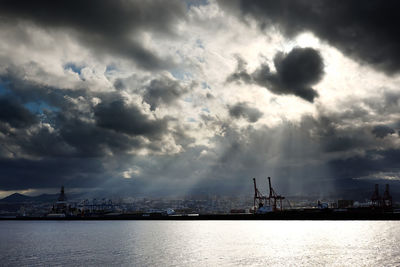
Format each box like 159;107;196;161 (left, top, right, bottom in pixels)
1;221;400;266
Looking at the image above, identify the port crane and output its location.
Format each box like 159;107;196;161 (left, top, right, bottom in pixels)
371;183;392;208
253;177;288;213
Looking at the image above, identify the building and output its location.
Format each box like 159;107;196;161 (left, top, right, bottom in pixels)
50;186;68;215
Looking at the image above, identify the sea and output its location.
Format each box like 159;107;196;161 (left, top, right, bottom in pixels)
1;220;399;266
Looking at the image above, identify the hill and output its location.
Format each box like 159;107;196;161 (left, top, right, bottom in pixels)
0;193;58;203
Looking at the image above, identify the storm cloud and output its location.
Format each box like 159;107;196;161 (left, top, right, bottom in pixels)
220;0;400;74
0;0;186;70
372;125;395;139
1;1;400;199
228;47;324;102
0;72;172;160
228;102;263;123
143;76;188;111
0;97;37;128
94;99;168;138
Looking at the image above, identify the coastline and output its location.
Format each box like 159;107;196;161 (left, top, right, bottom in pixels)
3;210;400;220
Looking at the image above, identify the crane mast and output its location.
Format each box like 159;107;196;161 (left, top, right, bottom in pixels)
253;176;285;213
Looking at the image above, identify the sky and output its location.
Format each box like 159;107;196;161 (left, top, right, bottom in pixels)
1;0;400;198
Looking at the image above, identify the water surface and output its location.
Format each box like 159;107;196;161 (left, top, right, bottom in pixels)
1;221;399;266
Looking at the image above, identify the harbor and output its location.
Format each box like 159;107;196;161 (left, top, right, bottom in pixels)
1;177;400;220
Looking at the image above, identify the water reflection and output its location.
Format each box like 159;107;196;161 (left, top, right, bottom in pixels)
1;221;400;266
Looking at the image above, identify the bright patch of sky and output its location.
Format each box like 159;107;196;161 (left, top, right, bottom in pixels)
64;62;84;75
24;101;59;114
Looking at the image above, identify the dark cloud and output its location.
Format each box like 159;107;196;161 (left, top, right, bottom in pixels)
0;72;172;159
372;125;395;139
0;97;37;128
220;0;400;74
2;1;400;198
0;74;181;191
0;104;147;159
57;113;144;157
0;157;107;190
1;92;400;198
206;93;214;99
94;99;168;138
171;126;196;149
228;47;324;102
143;76;188;111
15;124;74;157
228;102;263;122
0;0;186;70
226;55;253;84
0;66;88;110
329;149;400;182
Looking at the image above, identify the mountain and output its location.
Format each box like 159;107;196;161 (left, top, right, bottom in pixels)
0;192;88;203
0;193;33;203
0;193;58;203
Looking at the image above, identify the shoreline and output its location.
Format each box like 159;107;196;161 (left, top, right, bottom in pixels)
2;211;400;220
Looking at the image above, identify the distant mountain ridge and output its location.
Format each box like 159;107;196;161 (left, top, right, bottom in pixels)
0;193;59;203
0;190;123;203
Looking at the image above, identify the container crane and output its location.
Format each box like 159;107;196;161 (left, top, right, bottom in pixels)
252;176;287;213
